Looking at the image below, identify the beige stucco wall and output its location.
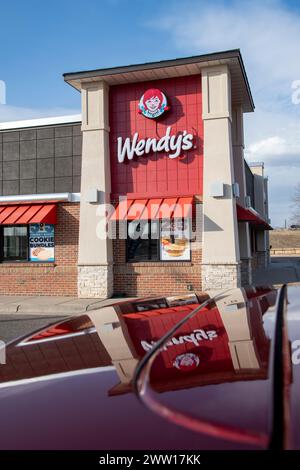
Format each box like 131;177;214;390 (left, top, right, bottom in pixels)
250;163;269;266
215;288;261;369
251;163;266;217
232;105;251;283
201;65;241;290
78;81;113;298
89;306;138;384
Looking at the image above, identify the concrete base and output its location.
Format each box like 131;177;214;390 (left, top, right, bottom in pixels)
240;258;252;286
78;265;113;298
201;263;241;291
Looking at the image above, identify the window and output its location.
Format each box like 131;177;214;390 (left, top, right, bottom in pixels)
126;218;191;262
127;220;159;261
160;218;191;261
1;226;28;261
0;223;55;263
250;226;258;254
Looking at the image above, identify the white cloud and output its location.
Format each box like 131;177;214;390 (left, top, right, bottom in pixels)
0;104;80;123
153;0;300;226
247;136;287;158
157;0;300;95
246;132;300;164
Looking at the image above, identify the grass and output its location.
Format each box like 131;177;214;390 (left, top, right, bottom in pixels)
270;230;300;249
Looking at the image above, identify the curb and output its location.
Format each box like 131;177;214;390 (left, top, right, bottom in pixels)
0;296;132;316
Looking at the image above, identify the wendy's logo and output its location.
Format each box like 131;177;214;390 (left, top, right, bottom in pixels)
173;353;200;372
138;88;170;119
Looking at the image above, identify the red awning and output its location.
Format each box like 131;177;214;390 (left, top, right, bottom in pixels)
237;204;272;230
0;204;57;225
110;197;193;221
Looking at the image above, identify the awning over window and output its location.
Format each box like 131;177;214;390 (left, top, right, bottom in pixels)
237;204;272;230
110;197;193;221
0;204;57;225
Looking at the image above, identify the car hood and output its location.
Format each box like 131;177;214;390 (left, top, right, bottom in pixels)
0;285;299;450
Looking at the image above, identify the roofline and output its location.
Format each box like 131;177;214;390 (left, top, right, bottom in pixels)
248;162;265;168
0;192;81;204
63;49;241;79
0;114;82;131
63;49;254;111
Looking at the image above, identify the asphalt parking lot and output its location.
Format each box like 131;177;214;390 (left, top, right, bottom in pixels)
253;255;300;285
0;314;67;344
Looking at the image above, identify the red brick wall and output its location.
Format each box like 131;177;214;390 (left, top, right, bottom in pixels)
113;211;202;297
0;202;79;296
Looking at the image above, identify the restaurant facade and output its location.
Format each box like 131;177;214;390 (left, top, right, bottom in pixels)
0;50;271;298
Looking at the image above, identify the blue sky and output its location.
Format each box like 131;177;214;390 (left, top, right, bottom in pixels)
1;0;300;226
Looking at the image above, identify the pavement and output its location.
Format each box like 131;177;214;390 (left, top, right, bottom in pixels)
253;255;300;286
1;257;300;343
0;256;300;316
0;296;132;343
0;314;68;343
0;295;130;315
0;295;128;343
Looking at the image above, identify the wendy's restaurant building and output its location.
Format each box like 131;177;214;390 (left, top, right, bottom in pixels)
0;49;271;298
0;116;82;296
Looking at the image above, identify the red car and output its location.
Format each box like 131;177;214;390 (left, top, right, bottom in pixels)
0;285;299;452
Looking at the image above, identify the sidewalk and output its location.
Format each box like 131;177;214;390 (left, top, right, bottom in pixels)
0;295;129;315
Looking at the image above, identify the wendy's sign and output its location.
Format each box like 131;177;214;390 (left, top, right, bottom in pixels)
117;126;194;163
138;88;169;119
109;75;203;197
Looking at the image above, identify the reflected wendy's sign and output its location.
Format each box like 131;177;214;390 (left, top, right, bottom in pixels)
123;303;233;382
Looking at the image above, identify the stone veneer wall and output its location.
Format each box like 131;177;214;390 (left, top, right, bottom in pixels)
201;263;241;291
256;251;268;269
240;258;252;286
252;251;268;270
78;265;113;298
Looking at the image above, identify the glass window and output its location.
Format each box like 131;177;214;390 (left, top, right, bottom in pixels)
126;218;191;262
127;220;159;261
160;218;191;261
2;226;28;261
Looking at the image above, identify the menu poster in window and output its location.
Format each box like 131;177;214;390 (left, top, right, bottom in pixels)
29;224;55;262
160;219;191;261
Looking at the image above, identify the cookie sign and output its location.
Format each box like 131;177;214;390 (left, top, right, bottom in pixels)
138;88;169;119
29;224;55;262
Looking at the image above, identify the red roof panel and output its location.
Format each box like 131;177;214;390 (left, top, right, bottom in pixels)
0;204;57;225
111;197;194;221
237;204;272;230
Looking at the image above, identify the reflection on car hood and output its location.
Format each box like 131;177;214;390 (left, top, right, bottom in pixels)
0;286;299;450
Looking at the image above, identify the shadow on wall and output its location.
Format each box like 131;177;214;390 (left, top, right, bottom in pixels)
203;215;223;232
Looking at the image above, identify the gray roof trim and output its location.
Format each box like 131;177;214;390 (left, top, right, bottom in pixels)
63;49;254;111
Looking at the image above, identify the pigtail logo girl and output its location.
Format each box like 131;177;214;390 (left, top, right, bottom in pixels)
138;88;169;118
